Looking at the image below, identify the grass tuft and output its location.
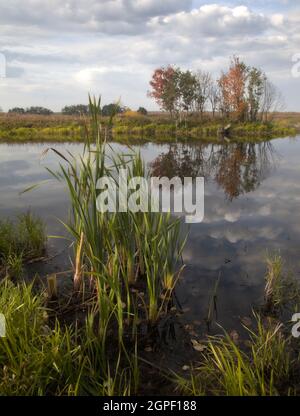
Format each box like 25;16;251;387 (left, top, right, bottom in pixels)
0;212;46;278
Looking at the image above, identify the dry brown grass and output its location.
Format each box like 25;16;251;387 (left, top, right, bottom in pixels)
272;112;300;127
0;113;82;128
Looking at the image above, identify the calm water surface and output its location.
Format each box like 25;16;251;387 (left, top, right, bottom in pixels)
1;137;300;332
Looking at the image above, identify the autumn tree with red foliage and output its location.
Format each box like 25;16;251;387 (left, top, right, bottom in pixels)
148;57;282;122
148;66;180;117
218;56;249;121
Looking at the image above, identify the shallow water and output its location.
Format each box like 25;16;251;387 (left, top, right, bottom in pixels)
1;136;300;333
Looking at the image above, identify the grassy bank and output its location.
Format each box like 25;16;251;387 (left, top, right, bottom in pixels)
0;112;297;144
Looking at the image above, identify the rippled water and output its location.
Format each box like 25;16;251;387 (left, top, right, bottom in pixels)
1;136;300;332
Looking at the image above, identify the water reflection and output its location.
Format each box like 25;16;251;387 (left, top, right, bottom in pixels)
150;141;276;200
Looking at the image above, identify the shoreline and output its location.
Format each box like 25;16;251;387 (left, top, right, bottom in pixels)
0;113;298;144
0;125;297;144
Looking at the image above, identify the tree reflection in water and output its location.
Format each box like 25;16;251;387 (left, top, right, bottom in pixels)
149;141;276;201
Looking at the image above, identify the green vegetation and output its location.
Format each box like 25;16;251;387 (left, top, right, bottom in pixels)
175;255;300;396
137;107;148;116
0;111;296;144
176;314;295;396
61;104;89;116
46;96;186;324
9;106;53;115
148;57;282;123
0;114;83;142
111;118;297;141
0;280;139;395
0;212;46;278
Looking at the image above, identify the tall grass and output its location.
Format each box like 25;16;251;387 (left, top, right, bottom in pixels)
0;279;138;395
176;314;294;396
265;254;283;312
264;254;300;315
0;212;46;278
47;96;187;326
40;96;188;393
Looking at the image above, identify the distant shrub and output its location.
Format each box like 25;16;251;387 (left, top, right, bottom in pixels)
8;107;25;114
102;103;124;117
61;104;89;115
137;107;148;115
25;106;53;115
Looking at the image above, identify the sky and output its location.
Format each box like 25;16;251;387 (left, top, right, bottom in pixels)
0;0;299;111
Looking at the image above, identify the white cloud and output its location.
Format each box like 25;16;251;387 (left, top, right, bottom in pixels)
0;0;193;34
150;4;270;38
270;13;285;26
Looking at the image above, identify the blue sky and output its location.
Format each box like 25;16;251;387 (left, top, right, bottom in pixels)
0;0;299;111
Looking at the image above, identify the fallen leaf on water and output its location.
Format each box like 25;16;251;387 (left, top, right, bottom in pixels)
191;339;206;352
241;316;252;327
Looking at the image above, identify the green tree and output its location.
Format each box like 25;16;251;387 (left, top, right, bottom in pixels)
26;106;53;115
8;107;25;114
247;68;264;122
177;70;198;117
137;107;148;115
102;103;124;117
61;104;89;115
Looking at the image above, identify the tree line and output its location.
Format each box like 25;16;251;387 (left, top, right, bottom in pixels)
7;104;148;116
61;104;148;116
8;106;53;115
148;56;283;122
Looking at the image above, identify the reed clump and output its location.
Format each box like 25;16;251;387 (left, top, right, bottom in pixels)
26;96;187;394
46;97;187;330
